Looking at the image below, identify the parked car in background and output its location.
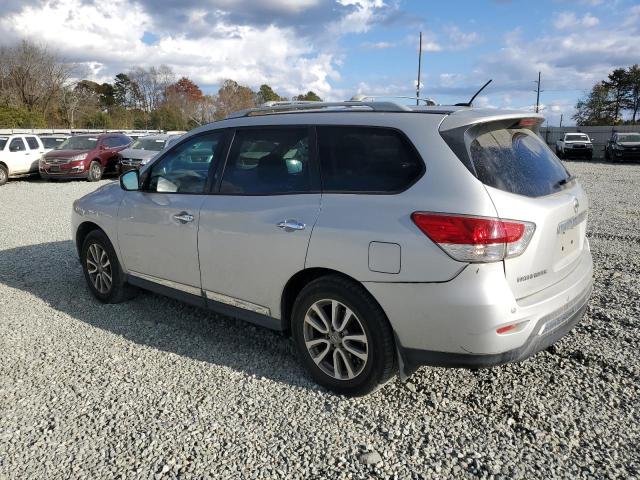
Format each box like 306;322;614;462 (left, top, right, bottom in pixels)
0;134;45;186
72;100;593;395
119;134;182;172
39;134;71;154
555;133;593;160
605;132;640;162
40;133;132;182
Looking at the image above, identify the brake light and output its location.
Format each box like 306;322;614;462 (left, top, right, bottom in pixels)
411;213;535;263
518;118;540;128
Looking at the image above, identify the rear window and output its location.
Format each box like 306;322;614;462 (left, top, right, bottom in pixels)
470;129;570;197
317;126;423;193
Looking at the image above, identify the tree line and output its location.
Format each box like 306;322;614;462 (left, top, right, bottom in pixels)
0;41;323;130
574;65;640;126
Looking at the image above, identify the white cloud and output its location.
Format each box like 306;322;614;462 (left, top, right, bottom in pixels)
360;41;396;49
444;26;481;50
554;11;600;29
0;0;343;98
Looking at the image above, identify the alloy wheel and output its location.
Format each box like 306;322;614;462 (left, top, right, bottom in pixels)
86;243;112;294
303;299;369;380
91;163;101;178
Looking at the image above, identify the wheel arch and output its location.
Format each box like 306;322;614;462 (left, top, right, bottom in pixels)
280;267;391;335
75;221;105;256
0;161;9;174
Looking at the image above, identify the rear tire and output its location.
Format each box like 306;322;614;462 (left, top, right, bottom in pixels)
81;229;137;303
291;275;397;396
0;165;7;186
87;161;103;182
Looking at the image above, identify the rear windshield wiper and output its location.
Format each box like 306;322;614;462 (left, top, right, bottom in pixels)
554;175;575;189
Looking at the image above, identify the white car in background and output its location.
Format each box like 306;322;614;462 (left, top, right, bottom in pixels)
39;134;70;154
0;134;45;186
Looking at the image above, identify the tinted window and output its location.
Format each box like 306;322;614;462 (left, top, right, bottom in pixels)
317;126;423;193
56;136;97;150
25;137;40;150
131;137;167;151
0;138;7;150
148;133;221;194
220;128;312;194
41;137;66;149
470;129;570;197
104;136;129;148
9;138;26;152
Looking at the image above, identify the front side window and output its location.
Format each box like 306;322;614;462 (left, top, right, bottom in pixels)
317;126;424;193
25;137;40;150
147;133;221;194
220;128;313;194
9;138;26;152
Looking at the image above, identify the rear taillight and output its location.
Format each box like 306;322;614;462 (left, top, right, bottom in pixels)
411;212;535;263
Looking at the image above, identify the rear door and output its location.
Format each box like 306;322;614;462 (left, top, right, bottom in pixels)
198;126;320;320
25;136;44;172
465;124;589;299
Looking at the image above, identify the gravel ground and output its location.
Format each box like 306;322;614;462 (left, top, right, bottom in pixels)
0;163;638;479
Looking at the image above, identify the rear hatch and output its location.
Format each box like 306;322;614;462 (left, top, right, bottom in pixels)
441;113;589;299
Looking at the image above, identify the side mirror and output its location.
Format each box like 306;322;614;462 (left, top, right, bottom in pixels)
120;169;140;191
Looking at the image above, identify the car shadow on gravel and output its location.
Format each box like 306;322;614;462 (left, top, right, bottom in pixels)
0;240;315;391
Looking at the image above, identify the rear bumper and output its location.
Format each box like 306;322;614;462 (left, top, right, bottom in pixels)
402;285;590;369
364;245;593;371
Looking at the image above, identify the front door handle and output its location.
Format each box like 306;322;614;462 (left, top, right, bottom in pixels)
277;219;306;232
173;212;194;224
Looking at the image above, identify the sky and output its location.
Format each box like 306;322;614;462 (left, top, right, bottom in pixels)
1;0;639;125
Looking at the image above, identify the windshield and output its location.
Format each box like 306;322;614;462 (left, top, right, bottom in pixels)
56;136;98;150
0;138;7;150
42;137;67;149
566;134;589;142
131;138;167;151
618;134;640;142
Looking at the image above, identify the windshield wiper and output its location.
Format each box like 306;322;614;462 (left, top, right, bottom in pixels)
554;175;575;189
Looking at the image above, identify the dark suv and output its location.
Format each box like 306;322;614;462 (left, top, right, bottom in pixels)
40;133;132;181
605;132;640;162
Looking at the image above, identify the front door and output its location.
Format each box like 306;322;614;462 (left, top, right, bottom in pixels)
7;137;31;174
117;132;224;295
198;127;321;320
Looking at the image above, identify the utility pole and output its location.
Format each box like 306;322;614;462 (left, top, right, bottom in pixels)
559;113;563;128
416;31;422;106
534;71;541;113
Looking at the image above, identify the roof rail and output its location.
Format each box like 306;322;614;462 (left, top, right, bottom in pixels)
350;94;437;106
225;100;412;119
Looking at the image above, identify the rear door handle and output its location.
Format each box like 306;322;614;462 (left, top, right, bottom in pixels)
277;219;306;232
173;212;194;224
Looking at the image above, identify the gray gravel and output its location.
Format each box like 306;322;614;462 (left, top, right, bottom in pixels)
0;164;639;479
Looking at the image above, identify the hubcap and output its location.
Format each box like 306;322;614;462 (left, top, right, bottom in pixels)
303;299;368;381
86;243;112;294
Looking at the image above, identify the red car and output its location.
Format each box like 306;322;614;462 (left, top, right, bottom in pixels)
40;133;132;181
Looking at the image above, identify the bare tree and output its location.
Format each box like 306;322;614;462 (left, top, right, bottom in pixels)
60;81;99;128
128;64;175;111
213;80;256;120
0;40;73;116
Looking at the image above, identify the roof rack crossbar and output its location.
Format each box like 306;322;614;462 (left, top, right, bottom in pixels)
226;100;412;119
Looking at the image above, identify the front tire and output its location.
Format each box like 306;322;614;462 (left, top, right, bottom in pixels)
291;275;397;396
0;165;7;186
81;230;136;303
87;161;103;182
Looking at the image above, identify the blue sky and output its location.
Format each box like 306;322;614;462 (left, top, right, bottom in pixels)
1;0;639;125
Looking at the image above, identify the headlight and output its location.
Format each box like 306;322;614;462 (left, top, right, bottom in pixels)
70;153;87;162
614;144;623;150
140;158;150;165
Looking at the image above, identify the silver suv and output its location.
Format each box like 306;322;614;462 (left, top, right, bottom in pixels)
72;101;593;396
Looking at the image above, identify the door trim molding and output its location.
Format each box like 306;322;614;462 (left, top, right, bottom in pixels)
128;270;202;297
204;290;271;316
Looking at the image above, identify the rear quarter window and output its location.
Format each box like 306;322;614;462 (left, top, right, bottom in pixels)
470;129;569;197
25;137;40;149
317;126;424;193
